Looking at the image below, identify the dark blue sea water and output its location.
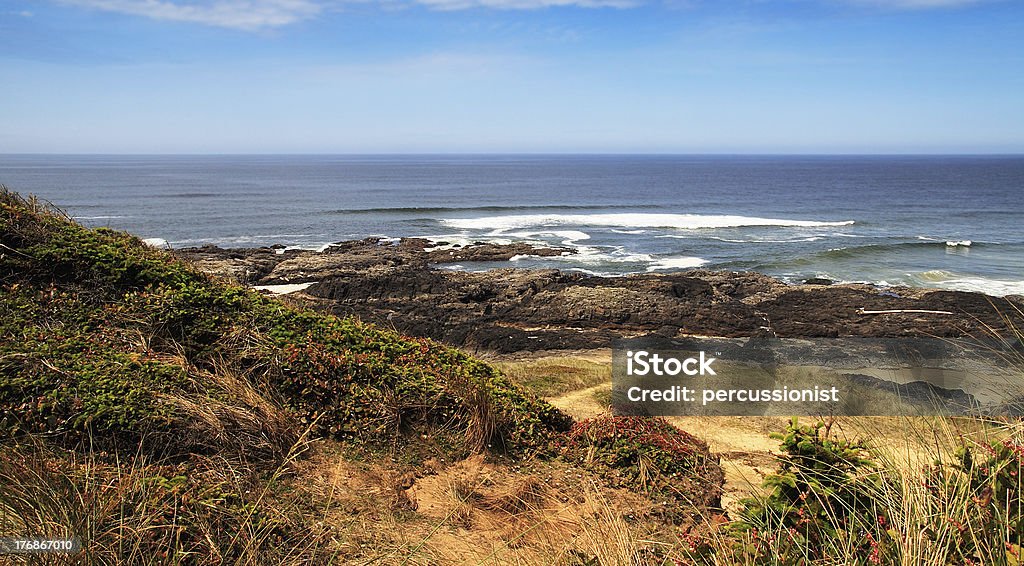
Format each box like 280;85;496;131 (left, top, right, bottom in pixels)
2;155;1022;295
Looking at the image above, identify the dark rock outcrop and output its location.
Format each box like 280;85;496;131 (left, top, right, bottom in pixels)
176;240;1024;354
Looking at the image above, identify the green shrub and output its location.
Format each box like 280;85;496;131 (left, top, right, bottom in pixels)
732;418;888;564
692;418;1024;565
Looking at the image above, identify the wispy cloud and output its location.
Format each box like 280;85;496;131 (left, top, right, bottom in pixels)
61;0;322;30
413;0;636;9
59;0;634;30
844;0;985;8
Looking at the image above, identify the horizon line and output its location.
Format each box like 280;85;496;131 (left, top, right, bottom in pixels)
3;152;1024;157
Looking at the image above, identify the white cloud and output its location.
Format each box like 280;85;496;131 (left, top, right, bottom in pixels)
844;0;984;8
45;0;993;32
62;0;322;30
60;0;633;30
413;0;636;9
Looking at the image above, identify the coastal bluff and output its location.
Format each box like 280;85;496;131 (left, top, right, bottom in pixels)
176;238;1024;354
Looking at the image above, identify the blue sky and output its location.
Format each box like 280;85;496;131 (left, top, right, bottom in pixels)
1;0;1022;153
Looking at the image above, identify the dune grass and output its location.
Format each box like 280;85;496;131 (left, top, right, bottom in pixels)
679;415;1023;565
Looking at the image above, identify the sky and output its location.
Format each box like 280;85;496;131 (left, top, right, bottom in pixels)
1;0;1022;153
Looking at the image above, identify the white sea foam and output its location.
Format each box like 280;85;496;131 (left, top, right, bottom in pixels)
276;244;310;254
939;278;1024;296
532;244;655;268
421;235;515;251
945;240;972;247
441;213;854;232
911;270;1024;296
561;267;610;276
607;251;655;263
691;235;825;243
500;230;592;245
553;249;617;266
174;234;324;247
646;256;709;271
142;237;168;247
915;269;961;283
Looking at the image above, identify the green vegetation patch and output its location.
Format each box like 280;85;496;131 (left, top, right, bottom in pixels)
0;188;570;459
0;285;188;436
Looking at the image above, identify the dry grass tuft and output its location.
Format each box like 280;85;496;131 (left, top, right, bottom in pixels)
158;356;300;464
563;484;660;566
0;436;334;565
476;475;551;516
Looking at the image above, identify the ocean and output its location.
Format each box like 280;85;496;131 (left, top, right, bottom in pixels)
1;154;1022;296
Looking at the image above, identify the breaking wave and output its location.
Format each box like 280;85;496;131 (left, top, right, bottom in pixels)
441;213;855;232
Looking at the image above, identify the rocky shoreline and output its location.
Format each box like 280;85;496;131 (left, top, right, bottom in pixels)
176;238;1024;354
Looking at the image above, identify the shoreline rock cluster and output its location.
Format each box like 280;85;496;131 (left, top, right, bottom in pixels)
176;238;1024;354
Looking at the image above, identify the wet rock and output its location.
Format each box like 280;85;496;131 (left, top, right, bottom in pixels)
178;239;1024;353
174;244;299;283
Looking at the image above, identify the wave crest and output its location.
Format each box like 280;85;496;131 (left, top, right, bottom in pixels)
441;213;855;232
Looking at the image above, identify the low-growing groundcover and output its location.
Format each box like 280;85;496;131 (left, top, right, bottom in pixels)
0;187;571;458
